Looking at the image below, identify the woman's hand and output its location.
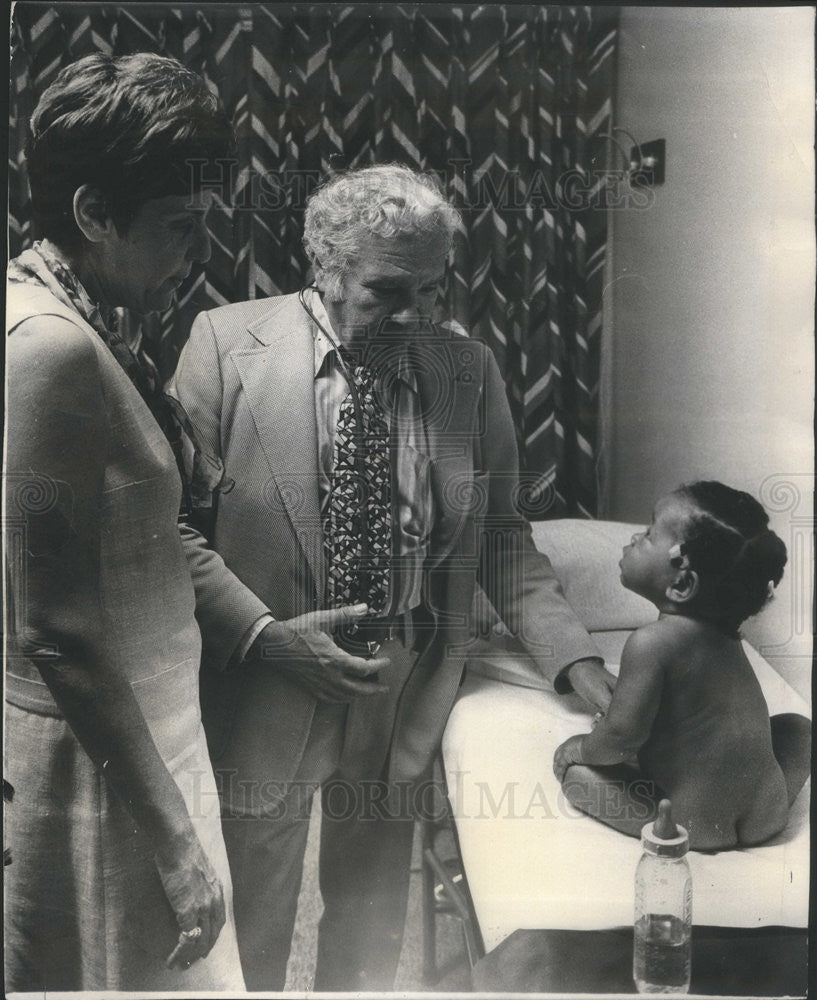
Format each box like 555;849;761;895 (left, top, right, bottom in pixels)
553;734;586;783
156;829;226;970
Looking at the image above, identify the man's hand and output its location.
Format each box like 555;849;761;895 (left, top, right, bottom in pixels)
553;734;585;783
566;658;616;713
248;604;391;703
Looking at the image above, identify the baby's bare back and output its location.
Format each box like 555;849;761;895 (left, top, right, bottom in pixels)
639;620;788;850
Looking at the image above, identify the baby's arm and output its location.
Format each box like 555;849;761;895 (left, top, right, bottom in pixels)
553;626;666;781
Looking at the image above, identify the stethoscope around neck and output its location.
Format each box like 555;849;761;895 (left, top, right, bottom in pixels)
298;283;383;610
298;283;366;396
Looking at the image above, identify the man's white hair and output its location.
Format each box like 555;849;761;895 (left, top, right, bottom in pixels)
303;163;461;297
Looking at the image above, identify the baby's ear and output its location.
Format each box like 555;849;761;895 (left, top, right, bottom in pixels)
665;569;699;605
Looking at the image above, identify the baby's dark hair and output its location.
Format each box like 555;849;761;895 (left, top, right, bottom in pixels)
672;481;787;635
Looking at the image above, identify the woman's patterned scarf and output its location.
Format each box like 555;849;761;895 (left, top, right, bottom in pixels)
8;242;224;519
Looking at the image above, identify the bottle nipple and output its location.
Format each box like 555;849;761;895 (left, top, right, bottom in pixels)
653;799;678;840
642;798;687;857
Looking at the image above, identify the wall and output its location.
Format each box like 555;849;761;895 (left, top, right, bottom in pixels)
603;7;814;697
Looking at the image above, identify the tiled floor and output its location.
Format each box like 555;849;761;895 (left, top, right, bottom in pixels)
284;798;471;992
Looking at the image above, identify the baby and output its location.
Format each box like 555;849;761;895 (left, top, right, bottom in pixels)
553;481;810;851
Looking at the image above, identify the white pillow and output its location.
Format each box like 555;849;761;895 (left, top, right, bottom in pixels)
530;519;656;631
466;520;656;688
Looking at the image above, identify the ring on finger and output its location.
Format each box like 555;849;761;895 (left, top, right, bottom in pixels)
180;926;202;941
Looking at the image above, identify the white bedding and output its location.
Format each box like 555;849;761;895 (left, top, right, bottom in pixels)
443;637;811;954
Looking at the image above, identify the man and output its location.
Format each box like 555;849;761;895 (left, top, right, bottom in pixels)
170;163;615;990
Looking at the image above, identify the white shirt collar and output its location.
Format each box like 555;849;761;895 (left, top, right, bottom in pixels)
306;288;338;378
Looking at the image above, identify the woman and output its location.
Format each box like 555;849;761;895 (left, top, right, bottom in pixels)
4;53;244;991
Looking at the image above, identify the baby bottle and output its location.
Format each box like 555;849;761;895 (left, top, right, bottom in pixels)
633;799;692;994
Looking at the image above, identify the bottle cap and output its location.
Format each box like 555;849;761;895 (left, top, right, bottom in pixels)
641;799;688;857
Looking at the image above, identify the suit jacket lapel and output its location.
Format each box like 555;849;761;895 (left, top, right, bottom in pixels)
412;337;483;567
230;300;325;598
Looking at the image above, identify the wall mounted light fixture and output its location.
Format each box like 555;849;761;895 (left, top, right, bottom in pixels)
596;127;666;187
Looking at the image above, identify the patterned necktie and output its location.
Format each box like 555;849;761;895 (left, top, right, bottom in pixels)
324;362;392;614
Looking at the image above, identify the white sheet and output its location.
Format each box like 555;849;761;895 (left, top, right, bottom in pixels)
443;640;810;953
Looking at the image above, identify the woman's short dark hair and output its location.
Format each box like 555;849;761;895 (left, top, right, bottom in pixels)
27;52;235;250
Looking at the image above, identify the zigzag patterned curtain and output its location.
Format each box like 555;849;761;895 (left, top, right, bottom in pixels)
9;4;618;518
